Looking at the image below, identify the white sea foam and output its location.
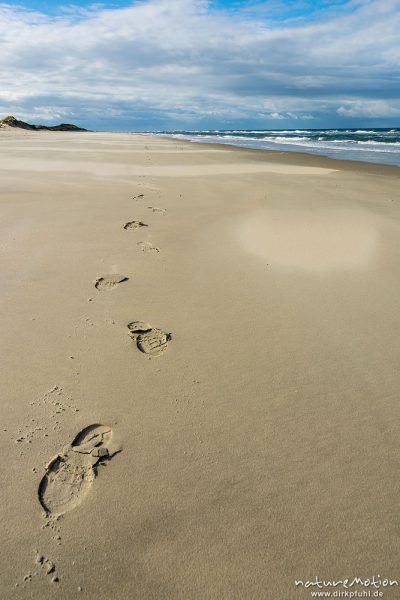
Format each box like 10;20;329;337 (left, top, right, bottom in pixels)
160;128;400;166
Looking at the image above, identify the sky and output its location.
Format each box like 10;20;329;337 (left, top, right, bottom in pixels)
0;0;399;130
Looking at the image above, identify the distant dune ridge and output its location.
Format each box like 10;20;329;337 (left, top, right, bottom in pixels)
0;115;87;131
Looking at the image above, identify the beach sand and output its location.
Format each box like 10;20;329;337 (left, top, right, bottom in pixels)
1;129;400;599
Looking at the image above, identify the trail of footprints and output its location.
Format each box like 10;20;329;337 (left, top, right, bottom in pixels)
18;187;172;588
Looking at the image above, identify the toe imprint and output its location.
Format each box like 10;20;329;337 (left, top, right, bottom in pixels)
38;424;117;517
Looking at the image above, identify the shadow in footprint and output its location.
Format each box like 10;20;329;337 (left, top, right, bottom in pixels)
95;275;128;291
38;424;120;517
128;321;171;357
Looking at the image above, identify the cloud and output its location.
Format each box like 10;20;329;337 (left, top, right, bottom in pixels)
0;0;399;128
337;100;400;118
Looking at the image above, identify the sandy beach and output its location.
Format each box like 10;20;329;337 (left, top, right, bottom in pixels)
2;129;400;599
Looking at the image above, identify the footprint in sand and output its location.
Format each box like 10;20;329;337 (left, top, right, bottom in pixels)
95;274;128;291
147;206;166;215
38;424;119;517
123;220;148;230
137;241;160;253
128;321;171;357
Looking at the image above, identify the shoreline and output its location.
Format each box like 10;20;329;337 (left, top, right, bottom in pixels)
157;133;400;176
3;125;400;175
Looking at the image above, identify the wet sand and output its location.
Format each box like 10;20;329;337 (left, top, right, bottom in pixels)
1;128;400;599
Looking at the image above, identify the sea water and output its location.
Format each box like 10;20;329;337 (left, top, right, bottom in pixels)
157;128;400;166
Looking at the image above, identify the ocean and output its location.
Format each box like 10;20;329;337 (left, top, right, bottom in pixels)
159;128;400;166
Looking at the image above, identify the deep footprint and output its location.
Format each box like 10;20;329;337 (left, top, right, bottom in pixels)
38;424;118;517
123;220;148;230
128;321;171;356
95;274;128;291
